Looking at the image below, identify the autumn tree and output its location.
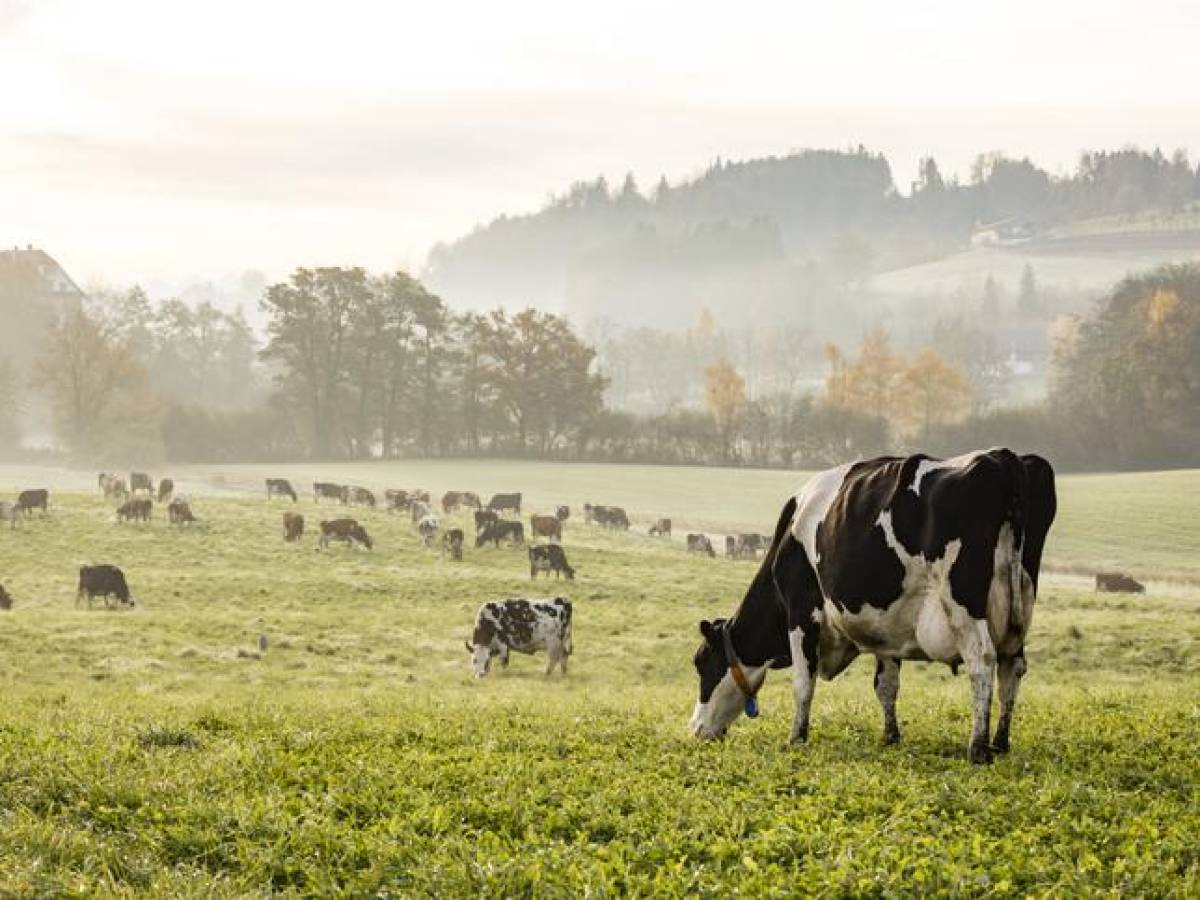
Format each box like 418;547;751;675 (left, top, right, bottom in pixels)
704;357;746;462
32;303;158;460
897;348;974;435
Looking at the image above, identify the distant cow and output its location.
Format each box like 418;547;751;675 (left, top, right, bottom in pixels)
318;518;372;550
157;478;175;504
348;486;376;508
442;491;482;513
167;497;196;526
732;533;767;559
104;476;129;500
267;478;298;502
1095;571;1145;593
283;511;305;542
98;473;118;495
465;597;573;677
417;514;441;547
77;564;135;608
116;498;153;523
474;509;499;533
588;504;630;530
530;514;562;541
411;489;431;505
487;492;522;516
556;505;570;522
130;472;154;495
314;482;347;504
649;518;672;537
15;489;48;516
442;528;465;560
0;582;12;610
0;501;18;529
385;489;410;513
410;500;430;524
476;520;525;548
529;544;575;580
686;533;715;558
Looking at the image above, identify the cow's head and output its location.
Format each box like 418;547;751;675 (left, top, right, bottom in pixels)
689;618;751;740
354;526;373;549
464;640;495;677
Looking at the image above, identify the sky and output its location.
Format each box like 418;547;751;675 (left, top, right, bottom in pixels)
4;0;1200;293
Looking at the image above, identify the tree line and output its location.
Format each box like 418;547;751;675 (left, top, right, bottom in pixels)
11;261;1197;472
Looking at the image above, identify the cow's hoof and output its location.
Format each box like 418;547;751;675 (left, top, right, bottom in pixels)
787;729;809;746
883;729;902;746
968;741;994;765
990;734;1011;755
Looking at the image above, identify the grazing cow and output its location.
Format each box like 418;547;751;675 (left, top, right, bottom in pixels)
0;582;11;610
487;492;522;516
417;514;440;547
385;489;410;513
318;518;373;550
688;449;1057;765
410;500;430;524
442;528;465;560
411;489;431;505
529;544;575;581
0;501;18;529
314;482;347;504
465;597;573;677
476;520;525;548
116;498;153;523
157;478;175;504
529;514;562;541
267;478;298;502
130;472;154;495
649;518;672;538
15;489;48;516
442;491;482;513
588;505;630;530
105;476;129;500
283;511;305;542
686;533;715;558
348;486;377;508
1095;571;1145;593
474;509;499;533
77;564;135;608
98;472;117;495
733;533;767;559
556;505;570;522
167;497;196;526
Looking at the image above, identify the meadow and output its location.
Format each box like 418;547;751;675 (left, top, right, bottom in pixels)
0;463;1197;895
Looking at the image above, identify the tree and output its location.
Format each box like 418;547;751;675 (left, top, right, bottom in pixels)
32;302;158;460
704;357;746;463
897;348;974;435
1017;264;1040;318
840;328;902;420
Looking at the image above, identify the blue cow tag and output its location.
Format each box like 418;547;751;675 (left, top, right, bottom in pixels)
745;697;760;718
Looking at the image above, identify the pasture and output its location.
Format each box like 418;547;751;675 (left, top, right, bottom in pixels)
0;463;1197;895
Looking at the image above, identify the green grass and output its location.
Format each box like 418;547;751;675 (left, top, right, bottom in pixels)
0;477;1197;895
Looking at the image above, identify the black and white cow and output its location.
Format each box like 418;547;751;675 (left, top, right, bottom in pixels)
689;449;1056;764
529;544;575;580
465;597;573;677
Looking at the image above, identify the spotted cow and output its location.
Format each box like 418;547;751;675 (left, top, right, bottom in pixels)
689;449;1057;764
465;597;573;677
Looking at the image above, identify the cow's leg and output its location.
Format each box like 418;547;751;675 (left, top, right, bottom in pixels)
787;624;819;744
992;650;1027;753
873;657;902;744
949;610;997;764
544;642;560;676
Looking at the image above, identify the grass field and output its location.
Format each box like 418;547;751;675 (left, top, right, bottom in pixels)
0;464;1197;894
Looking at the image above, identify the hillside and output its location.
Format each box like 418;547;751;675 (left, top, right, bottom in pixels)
423;146;1200;328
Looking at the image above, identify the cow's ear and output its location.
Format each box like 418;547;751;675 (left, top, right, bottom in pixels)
464;641;474;653
699;620;719;645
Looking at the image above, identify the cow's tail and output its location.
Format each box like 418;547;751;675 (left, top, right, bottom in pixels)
998;448;1028;632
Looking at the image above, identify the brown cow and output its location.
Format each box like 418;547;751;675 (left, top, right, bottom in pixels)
442;528;465;560
157;478;175;503
167;497;196;525
649;518;672;537
15;489;48;516
283;511;305;542
116;498;152;523
1095;571;1145;593
530;514;562;541
318;518;373;550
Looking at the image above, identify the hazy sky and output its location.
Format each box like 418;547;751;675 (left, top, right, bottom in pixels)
4;0;1200;292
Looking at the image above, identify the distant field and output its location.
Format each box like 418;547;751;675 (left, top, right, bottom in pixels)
0;491;1196;893
4;460;1194;583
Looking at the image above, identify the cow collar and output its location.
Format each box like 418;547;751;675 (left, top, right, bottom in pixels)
722;621;765;717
